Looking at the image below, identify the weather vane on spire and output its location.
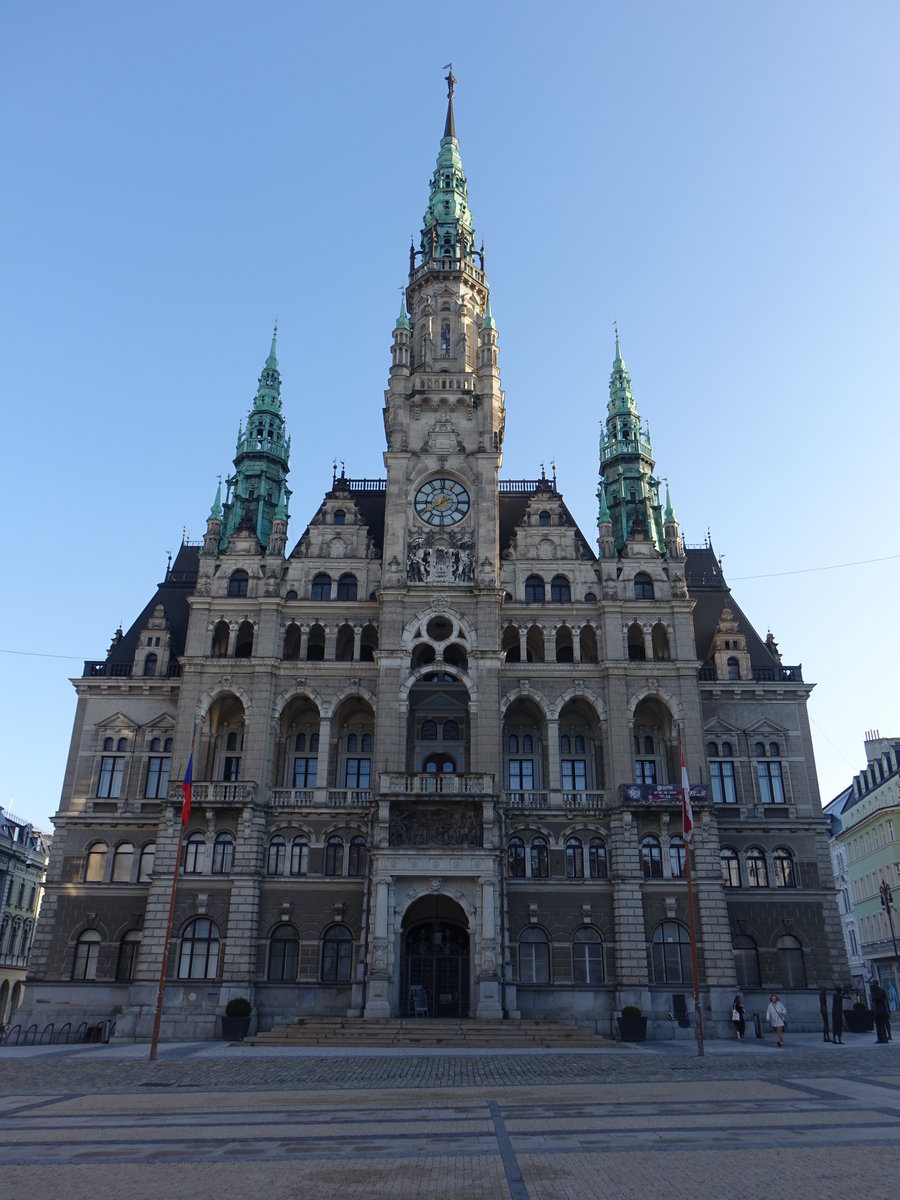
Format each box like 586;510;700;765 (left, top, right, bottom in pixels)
443;62;456;99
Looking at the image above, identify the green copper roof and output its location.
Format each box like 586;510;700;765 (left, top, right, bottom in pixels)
482;293;496;330
597;485;611;523
664;483;675;522
395;292;410;330
209;480;222;520
418;71;477;267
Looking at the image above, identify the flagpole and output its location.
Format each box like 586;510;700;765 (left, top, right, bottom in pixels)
149;748;193;1063
680;740;704;1058
149;816;185;1062
684;839;705;1057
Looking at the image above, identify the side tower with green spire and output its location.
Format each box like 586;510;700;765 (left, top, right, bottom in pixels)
598;331;667;556
218;327;291;552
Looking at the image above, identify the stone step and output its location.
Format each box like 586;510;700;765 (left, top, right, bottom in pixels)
246;1017;611;1049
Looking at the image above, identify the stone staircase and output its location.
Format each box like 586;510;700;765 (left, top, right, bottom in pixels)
247;1017;611;1049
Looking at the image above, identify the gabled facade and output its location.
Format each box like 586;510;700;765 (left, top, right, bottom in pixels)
0;807;51;1028
23;77;847;1040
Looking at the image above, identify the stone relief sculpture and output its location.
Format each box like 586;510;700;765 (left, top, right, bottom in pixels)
407;530;475;584
389;803;482;848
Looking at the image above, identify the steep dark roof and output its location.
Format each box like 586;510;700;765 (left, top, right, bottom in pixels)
105;543;199;666
684;545;779;669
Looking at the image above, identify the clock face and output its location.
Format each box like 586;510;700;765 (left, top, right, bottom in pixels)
414;478;470;526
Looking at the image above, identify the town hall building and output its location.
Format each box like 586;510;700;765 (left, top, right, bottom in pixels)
21;77;848;1041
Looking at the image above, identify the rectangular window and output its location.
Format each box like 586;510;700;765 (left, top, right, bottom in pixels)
292;758;318;788
97;756;124;798
508;760;534;790
345;758;371;789
223;756;241;781
758;761;785;804
635;760;656;785
145;756;171;799
561;760;587;790
710;761;737;803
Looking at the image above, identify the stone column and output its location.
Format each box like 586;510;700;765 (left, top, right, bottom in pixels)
546;717;560;795
476;874;502;1018
365;875;393;1018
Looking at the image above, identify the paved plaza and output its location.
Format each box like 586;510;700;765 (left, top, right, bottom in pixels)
1;1033;899;1199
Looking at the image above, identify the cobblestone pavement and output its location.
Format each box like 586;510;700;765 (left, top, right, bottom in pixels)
1;1036;899;1199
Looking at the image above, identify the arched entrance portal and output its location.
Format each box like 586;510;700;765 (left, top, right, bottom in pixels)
401;895;470;1018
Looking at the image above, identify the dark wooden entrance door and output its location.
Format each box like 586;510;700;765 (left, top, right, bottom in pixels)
403;920;470;1017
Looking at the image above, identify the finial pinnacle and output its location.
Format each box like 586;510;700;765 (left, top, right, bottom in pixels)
443;62;456;99
441;63;457;138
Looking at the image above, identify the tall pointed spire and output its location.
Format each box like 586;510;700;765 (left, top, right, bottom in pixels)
419;70;476;268
443;64;456;138
598;330;667;555
218;331;291;553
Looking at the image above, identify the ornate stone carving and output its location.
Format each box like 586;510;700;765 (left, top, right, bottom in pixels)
389;802;482;848
407;530;474;583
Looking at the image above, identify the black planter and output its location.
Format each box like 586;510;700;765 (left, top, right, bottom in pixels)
617;1015;648;1042
221;1015;251;1041
843;1009;874;1034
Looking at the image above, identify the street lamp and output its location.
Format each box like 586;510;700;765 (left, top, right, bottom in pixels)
879;880;900;1004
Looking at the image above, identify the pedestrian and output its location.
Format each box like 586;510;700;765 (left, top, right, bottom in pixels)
819;987;831;1042
832;987;844;1044
732;994;746;1040
871;981;891;1044
766;993;787;1047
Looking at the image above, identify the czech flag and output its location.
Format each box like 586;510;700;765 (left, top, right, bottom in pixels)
681;745;693;842
181;754;193;825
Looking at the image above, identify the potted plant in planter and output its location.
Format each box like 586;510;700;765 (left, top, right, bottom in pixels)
221;997;252;1041
844;1001;874;1034
617;1004;647;1042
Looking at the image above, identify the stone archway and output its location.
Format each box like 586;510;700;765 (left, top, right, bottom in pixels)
400;895;470;1018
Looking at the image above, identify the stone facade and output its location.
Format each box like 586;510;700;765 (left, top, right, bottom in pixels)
0;807;51;1029
22;80;848;1041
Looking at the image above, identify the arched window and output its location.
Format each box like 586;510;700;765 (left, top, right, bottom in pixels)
227;570;248;598
184;833;205;874
525;625;545;662
651;624;670;661
746;847;769;887
348;836;367;877
116;931;142;981
111;843;134;883
143;653;158;677
668;836;686;879
726;656;740;680
337;573;358;601
773;847;796;888
72;929;101;980
268;925;300;981
530;836;549;879
524;575;545;604
640;836;663;879
177;918;220;979
325;836;344;876
283;624;302;660
311;573;332;601
634;572;654;600
321;924;353;982
211;620;230;657
627;623;646;662
306;624;326;661
335;623;355;661
566;837;584;879
588;837;608;879
776;934;806;987
333;509;346;525
580;625;599;662
538;510;551;526
555;626;574;663
285;590;298;601
651;922;692;984
572;928;604;984
360;624;378;661
720;848;741;887
733;934;761;988
507;836;526;878
84;842;108;883
212;832;235;874
518;928;550;984
267;836;286;876
550;575;571;603
421;719;438;740
138;843;156;882
234;620;254;658
290;837;309;876
442;719;460;741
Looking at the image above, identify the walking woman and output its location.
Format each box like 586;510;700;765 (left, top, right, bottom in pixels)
832;987;844;1044
732;994;746;1040
766;994;787;1047
819;987;831;1042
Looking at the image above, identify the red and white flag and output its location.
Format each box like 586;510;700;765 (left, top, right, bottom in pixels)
681;746;694;842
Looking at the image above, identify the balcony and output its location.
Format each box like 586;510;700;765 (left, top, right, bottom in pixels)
379;772;495;796
176;781;258;807
271;788;372;809
698;665;803;683
503;791;607;812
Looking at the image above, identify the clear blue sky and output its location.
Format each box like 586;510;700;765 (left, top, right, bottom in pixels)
2;1;898;829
